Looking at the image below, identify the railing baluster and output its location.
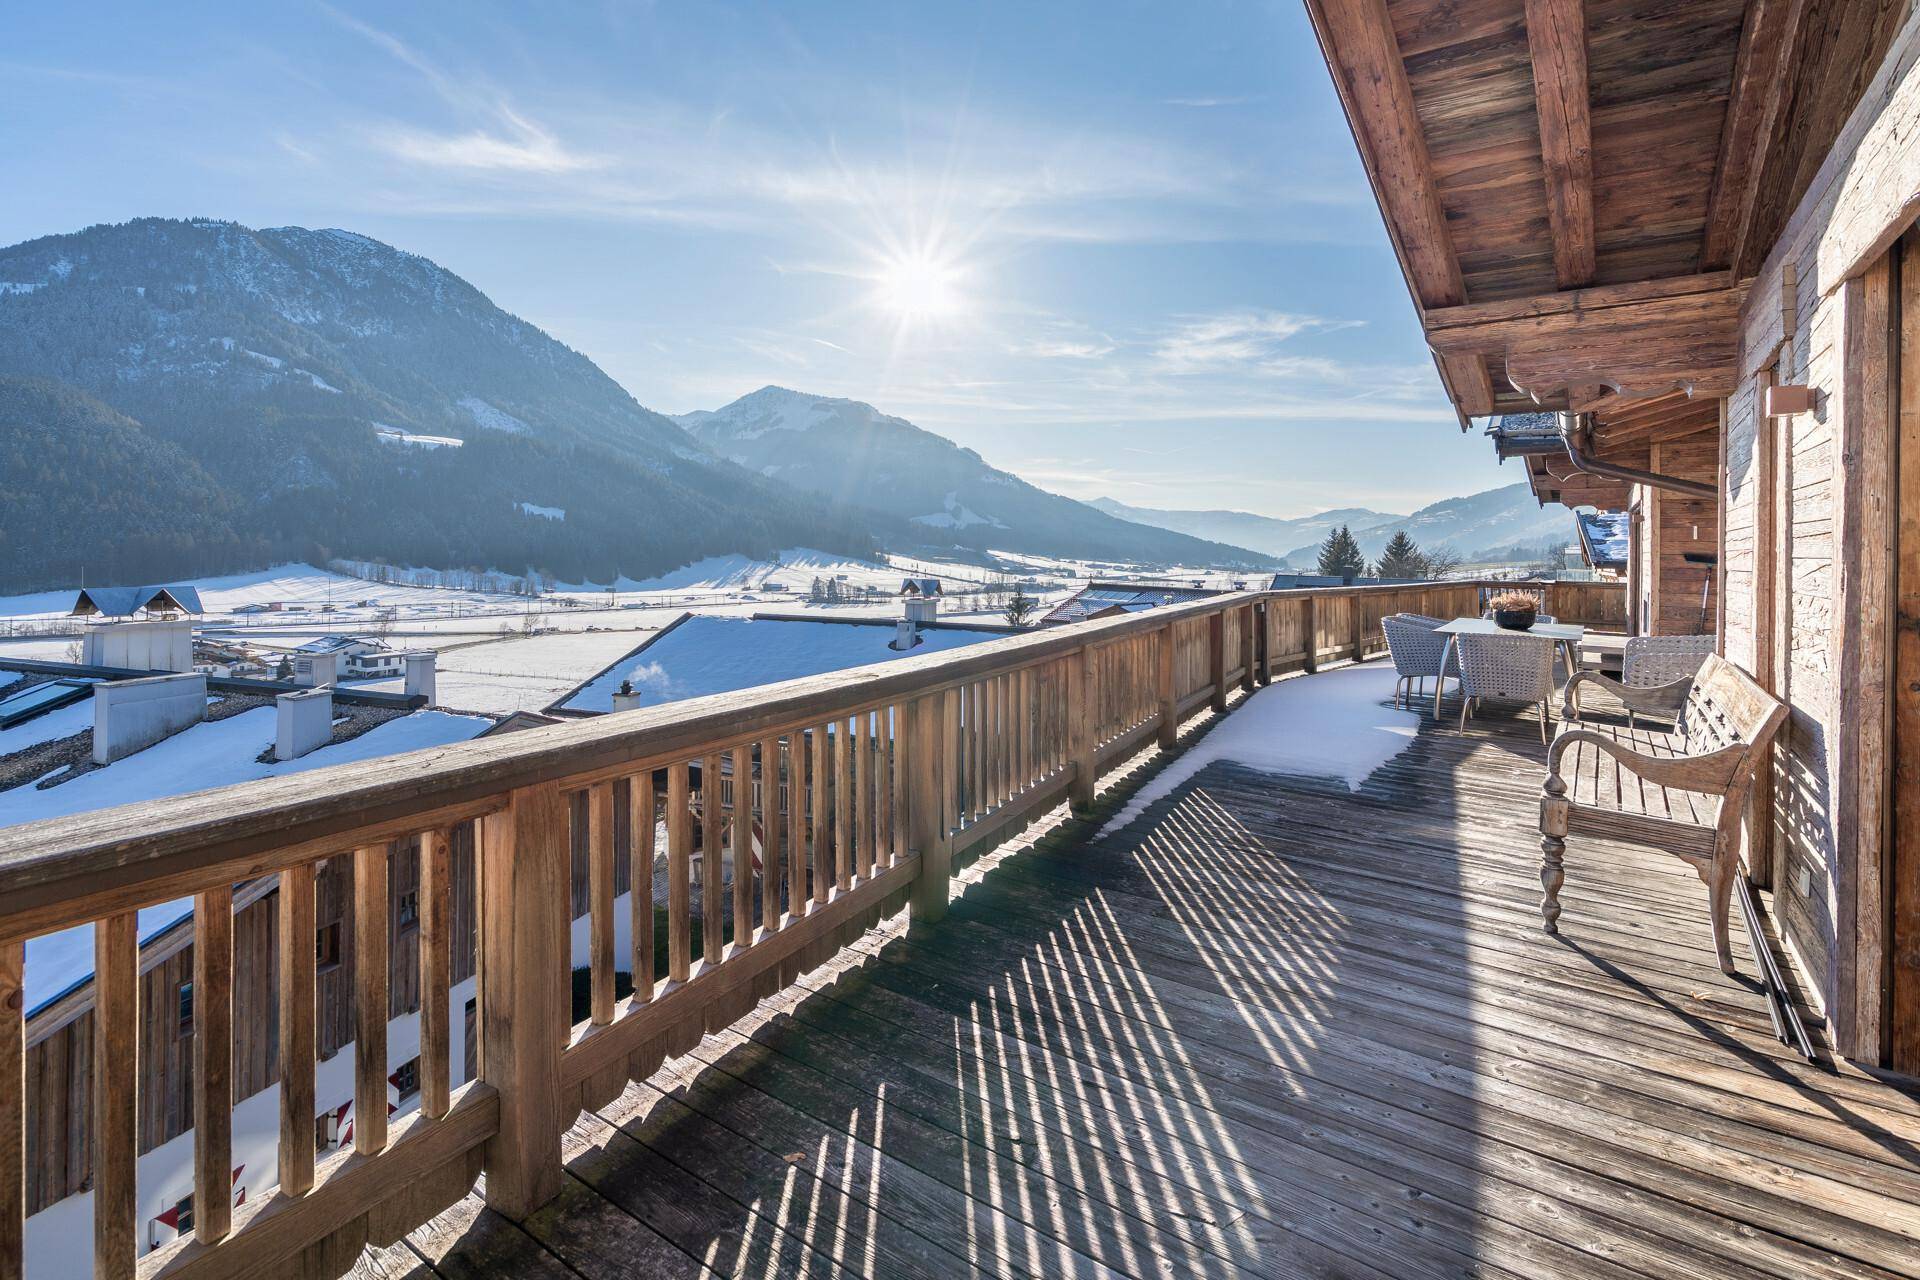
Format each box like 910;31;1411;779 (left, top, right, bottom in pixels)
885;707;903;866
193;884;235;1243
667;763;692;981
811;725;830;907
731;744;753;946
421;828;453;1119
852;713;872;879
2;939;24;1276
278;863;317;1198
785;733;807;918
93;910;138;1280
701;753;724;962
631;772;656;1001
833;719;853;891
970;681;985;821
760;736;783;932
908;693;948;924
587;782;616;1026
351;848;388;1156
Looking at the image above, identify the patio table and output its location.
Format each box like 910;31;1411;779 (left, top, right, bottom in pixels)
1432;617;1587;718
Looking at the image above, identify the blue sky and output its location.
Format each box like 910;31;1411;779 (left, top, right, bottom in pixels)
2;1;1512;517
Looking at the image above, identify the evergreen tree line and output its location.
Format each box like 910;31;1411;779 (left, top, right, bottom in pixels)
1315;525;1460;581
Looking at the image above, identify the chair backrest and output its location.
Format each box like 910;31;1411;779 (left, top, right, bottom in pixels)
1623;633;1714;689
1679;653;1788;759
1381;615;1445;676
1455;631;1555;703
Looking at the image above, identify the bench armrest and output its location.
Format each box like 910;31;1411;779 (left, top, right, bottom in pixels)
1545;728;1748;797
1562;670;1694;720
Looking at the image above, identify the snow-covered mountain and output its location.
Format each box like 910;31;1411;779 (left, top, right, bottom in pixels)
1096;484;1575;568
0;220;878;590
1088;497;1404;561
674;386;1275;567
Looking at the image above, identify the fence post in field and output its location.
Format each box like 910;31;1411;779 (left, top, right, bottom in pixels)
480;782;570;1217
1156;623;1178;748
1208;611;1227;712
1068;644;1098;813
907;693;950;926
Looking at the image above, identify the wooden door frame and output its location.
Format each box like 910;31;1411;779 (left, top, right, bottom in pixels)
1833;239;1902;1065
1893;226;1920;1076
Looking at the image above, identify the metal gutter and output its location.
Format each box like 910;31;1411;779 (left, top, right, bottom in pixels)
1557;412;1717;499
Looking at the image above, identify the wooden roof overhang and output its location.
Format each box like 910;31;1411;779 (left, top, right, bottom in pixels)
1305;0;1909;460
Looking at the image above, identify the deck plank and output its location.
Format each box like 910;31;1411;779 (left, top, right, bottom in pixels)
397;671;1920;1279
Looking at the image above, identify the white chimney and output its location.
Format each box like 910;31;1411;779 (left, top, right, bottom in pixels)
890;618;922;651
276;687;333;762
292;651;338;688
611;679;642;712
93;673;207;764
904;596;938;625
403;651;436;703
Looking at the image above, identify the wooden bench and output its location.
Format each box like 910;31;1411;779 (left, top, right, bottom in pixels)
1538;653;1786;973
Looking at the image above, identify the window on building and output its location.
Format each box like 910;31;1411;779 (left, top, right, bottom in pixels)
177;981;194;1035
397;889;419;932
315;921;342;973
315;1111;335;1153
173;1194;194;1237
391;1057;420;1102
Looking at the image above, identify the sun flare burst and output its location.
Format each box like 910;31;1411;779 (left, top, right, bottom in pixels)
870;250;966;322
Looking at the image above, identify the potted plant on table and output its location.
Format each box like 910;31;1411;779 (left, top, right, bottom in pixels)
1489;590;1540;631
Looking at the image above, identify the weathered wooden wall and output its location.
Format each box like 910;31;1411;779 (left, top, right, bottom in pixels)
1723;9;1920;1061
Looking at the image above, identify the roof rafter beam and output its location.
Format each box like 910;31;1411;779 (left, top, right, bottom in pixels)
1524;0;1597;287
1702;0;1811;270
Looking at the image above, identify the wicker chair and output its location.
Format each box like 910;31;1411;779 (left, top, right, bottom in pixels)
1454;630;1558;743
1381;614;1459;709
1564;632;1714;727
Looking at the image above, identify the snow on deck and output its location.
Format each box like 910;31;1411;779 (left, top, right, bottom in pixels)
559;616;1008;713
1100;663;1419;835
17;709;493;1015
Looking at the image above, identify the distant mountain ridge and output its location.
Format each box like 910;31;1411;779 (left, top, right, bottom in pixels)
0;218;882;590
1087;497;1403;560
1096;484;1573;568
674;386;1275;567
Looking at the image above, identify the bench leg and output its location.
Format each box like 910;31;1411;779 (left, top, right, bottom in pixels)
1707;857;1737;975
1539;789;1569;934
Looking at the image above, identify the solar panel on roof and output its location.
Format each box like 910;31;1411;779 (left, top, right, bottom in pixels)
0;678;96;729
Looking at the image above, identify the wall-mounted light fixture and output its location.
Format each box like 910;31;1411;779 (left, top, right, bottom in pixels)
1764;384;1813;416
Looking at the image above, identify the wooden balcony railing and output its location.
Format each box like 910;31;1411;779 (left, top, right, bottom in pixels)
0;577;1619;1280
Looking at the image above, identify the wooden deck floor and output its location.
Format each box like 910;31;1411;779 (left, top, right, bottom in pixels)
362;665;1920;1280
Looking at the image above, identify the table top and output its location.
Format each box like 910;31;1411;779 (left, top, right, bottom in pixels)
1434;617;1587;642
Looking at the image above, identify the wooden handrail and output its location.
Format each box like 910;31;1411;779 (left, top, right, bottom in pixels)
0;576;1616;1280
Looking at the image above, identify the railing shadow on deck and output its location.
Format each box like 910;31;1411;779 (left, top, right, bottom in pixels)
0;578;1627;1279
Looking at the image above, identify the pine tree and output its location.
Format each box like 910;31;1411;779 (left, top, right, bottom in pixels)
1004;584;1037;627
1316;525;1367;579
1373;530;1425;579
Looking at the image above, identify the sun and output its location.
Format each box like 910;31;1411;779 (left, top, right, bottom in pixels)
872;251;965;321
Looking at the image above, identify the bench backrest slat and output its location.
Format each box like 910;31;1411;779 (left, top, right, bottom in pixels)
1680;654;1781;759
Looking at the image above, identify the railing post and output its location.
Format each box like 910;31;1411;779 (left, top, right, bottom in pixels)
907;693;950;927
1068;645;1098;812
1241;603;1258;692
1302;595;1319;673
1207;611;1227;712
1259;601;1275;684
480;782;569;1218
1156;623;1178;748
1350;592;1366;662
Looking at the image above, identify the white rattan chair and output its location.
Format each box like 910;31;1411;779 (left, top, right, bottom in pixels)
1381;614;1459;709
1454;630;1558;743
1565;632;1714;727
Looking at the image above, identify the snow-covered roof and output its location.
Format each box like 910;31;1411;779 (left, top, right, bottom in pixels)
295;634;383;655
1041;582;1219;626
15;707;493;1017
1575;510;1630;571
554;614;1009;713
69;584;204;617
900;577;942;596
